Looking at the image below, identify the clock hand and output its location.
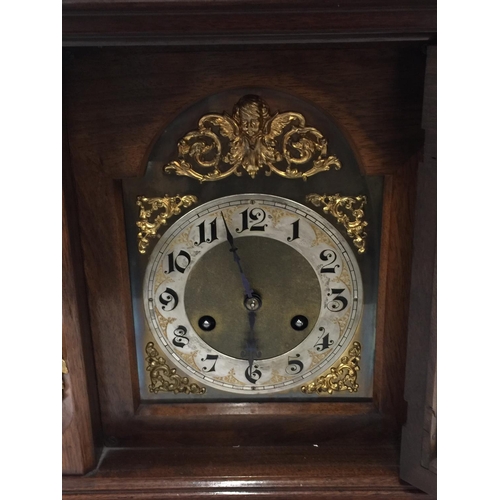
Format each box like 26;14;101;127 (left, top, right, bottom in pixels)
244;310;257;370
221;212;254;299
221;213;261;373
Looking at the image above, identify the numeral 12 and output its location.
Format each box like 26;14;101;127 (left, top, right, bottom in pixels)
236;208;267;232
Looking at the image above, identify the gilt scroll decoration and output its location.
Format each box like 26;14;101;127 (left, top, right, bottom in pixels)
62;359;68;392
301;341;361;394
136;194;197;254
165;95;342;182
145;342;206;395
306;193;368;254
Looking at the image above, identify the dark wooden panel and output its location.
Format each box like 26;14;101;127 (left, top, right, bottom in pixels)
137;401;374;417
106;406;394;448
63;442;428;499
399;45;436;497
65;45;426;179
62;0;436;46
62;116;102;474
68;175;140;429
373;154;419;425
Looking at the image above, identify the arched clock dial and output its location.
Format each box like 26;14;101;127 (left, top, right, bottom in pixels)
143;194;363;395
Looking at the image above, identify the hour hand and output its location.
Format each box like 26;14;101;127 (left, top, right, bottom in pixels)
221;212;236;250
221;212;254;299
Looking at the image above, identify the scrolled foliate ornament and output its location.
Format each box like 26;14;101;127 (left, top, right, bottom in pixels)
145;342;206;395
301;342;361;394
306;193;368;254
165;95;342;182
136;194;197;254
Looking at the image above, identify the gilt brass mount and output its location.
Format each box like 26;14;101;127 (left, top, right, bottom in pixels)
306;194;368;254
301;341;361;394
62;359;68;392
145;342;206;395
136;194;197;254
165;95;342;182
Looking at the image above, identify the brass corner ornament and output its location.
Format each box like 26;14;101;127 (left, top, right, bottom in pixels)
301;341;361;395
306;193;368;254
62;359;68;392
136;194;197;254
164;95;342;182
145;342;206;395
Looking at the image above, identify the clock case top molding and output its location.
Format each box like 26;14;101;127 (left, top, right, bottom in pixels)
62;3;436;498
62;0;437;47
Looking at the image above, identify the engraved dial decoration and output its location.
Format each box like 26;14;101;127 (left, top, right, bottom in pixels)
143;194;363;394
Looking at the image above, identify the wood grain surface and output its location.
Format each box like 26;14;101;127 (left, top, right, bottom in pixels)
62;118;102;474
399;45;436;497
62;0;436;46
63;442;428;499
65;45;426;179
373;154;419;425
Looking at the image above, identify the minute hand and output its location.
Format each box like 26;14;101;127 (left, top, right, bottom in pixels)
221;213;261;372
221;213;254;299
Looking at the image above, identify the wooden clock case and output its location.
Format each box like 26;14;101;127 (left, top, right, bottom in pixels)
62;1;437;498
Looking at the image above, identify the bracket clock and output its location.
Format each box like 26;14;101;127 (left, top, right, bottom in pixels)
62;2;437;498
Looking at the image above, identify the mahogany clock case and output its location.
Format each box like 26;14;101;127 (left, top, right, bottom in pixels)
62;41;431;490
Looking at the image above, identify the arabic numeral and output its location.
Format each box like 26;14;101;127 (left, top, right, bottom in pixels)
201;354;219;372
158;287;178;311
172;325;189;348
236;208;267;232
285;354;304;375
165;250;191;274
195;218;218;246
327;288;348;312
320;249;340;274
245;364;262;384
287;220;300;241
314;327;335;352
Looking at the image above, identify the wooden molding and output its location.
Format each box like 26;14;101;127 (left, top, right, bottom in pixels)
63;0;436;46
63;442;425;499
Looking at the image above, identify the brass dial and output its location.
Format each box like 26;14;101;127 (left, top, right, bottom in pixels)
185;236;322;359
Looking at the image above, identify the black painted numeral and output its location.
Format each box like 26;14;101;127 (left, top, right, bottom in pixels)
314;327;334;352
287;220;300;242
165;250;191;274
236;208;267;233
195;218;218;246
172;325;189;348
201;354;219;372
320;249;340;274
327;288;348;312
158;287;179;311
285;354;304;375
245;364;262;384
